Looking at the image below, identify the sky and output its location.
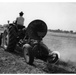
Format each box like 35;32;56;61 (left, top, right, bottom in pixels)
0;2;76;31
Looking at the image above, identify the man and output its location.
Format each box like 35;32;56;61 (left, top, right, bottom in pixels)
15;11;25;30
15;11;26;46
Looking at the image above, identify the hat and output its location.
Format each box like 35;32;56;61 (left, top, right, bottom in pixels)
19;11;24;15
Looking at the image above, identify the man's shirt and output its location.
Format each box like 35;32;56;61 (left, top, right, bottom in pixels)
16;16;24;25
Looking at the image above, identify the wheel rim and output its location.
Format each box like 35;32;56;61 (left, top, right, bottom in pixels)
52;54;57;60
24;48;30;63
3;30;9;49
48;53;58;64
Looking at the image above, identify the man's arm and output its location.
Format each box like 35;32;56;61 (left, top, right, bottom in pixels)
15;18;18;24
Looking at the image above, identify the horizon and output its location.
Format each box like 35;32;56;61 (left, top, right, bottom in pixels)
0;2;76;31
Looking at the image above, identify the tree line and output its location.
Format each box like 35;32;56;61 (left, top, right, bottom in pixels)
48;29;76;34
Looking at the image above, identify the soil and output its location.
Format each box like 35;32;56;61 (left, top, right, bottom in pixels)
0;31;76;74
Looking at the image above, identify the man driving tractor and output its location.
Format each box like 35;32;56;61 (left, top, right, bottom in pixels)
15;11;25;30
15;11;26;45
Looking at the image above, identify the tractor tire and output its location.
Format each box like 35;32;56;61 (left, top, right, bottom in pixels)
32;42;49;62
23;44;34;65
2;25;17;52
47;52;59;64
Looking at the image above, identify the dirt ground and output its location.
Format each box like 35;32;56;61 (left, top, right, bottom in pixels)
0;31;76;73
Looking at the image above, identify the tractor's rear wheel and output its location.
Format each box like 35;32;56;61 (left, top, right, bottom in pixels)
2;26;17;52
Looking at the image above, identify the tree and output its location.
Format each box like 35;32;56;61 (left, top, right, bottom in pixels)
70;30;73;33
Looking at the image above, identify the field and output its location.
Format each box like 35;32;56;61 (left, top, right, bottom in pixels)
0;31;76;73
43;32;76;62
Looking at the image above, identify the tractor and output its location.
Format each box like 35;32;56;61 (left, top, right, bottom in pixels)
2;19;60;65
